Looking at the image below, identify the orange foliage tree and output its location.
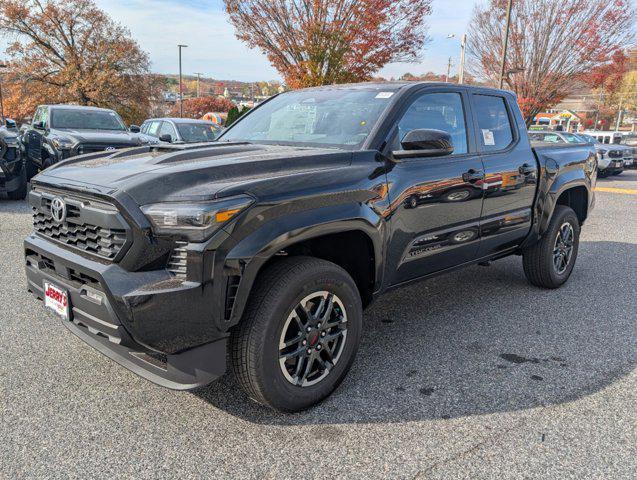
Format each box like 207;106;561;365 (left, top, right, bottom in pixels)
467;0;635;124
224;0;433;88
169;96;236;118
0;0;155;124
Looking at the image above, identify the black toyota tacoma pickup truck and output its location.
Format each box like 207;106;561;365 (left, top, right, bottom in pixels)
24;83;596;411
0;118;27;200
22;104;148;178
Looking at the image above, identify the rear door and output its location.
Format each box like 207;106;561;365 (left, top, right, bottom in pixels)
471;93;538;257
384;88;485;285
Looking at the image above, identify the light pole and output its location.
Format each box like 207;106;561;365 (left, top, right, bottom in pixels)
447;34;467;84
499;0;513;89
446;57;453;83
0;61;7;122
178;44;188;117
194;72;203;98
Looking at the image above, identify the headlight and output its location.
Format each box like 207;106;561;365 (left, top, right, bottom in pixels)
51;137;74;149
141;195;254;242
3;136;19;147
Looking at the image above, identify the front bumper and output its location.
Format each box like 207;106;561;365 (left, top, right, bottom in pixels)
24;234;226;389
600;160;624;174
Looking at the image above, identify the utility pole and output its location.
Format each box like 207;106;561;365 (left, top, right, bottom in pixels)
0;61;7;122
593;90;603;131
446;57;453;83
178;44;188;117
194;72;203;98
459;34;467;84
498;0;513;89
615;96;624;132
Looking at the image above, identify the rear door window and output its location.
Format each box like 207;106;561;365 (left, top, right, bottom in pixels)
473;95;514;151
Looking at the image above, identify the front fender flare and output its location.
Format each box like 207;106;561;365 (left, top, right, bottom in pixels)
223;202;385;325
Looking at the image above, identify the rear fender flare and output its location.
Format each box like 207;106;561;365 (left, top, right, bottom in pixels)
538;171;590;236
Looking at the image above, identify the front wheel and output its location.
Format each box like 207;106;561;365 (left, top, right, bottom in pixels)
230;256;362;412
522;205;580;289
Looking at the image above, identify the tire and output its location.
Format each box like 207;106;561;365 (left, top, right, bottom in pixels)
522;205;580;289
7;163;27;200
230;256;362;412
25;158;39;180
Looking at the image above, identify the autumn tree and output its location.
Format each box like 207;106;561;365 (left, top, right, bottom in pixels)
169;96;235;118
0;0;154;124
224;0;433;88
467;0;635;124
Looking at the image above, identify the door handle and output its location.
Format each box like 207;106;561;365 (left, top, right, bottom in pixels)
462;169;484;183
519;163;535;175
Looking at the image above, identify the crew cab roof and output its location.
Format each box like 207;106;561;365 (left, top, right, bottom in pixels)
296;81;512;96
144;118;216;124
41;104;117;112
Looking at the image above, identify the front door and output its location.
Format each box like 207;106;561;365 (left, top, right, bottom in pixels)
384;89;485;286
26;107;46;165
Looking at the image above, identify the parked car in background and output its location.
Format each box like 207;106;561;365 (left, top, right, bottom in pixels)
619;133;637;168
25;82;596;412
573;133;628;176
528;130;584;145
21;105;150;179
0;118;27;200
582;130;623;145
140;118;223;144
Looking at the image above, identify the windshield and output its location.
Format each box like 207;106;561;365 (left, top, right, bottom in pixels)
50;109;126;131
176;122;220;143
219;88;397;149
561;133;583;143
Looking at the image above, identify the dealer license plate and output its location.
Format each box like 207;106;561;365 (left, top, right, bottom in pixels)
44;282;70;320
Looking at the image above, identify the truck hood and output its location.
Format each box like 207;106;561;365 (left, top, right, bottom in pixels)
35;143;353;204
51;128;141;146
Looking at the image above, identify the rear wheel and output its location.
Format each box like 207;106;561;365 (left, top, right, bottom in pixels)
230;256;362;412
522;205;580;289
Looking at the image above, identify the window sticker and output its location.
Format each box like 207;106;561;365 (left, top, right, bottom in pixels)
375;92;394;99
482;129;495;146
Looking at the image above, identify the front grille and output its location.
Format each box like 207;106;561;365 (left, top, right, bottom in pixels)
1;145;17;161
30;188;130;261
608;150;622;158
75;143;130;155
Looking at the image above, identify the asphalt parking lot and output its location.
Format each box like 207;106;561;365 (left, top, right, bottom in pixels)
1;171;636;479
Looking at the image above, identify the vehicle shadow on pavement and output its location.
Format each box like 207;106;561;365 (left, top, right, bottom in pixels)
193;240;636;425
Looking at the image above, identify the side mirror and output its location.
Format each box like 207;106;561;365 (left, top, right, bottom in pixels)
159;134;173;143
129;125;141;133
33;121;46;130
5;118;17;129
393;129;454;159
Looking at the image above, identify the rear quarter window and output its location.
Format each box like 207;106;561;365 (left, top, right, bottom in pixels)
473;95;514;152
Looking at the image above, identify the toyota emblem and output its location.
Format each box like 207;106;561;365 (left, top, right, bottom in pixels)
105;146;116;151
50;197;67;223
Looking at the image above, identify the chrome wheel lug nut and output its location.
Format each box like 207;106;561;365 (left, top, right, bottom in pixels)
316;344;322;350
302;340;307;346
317;323;321;328
321;332;326;337
306;348;312;355
306;327;312;333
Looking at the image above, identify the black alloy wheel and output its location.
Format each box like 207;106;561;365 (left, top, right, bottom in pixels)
278;291;348;387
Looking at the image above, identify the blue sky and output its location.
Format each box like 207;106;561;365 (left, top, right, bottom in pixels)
2;0;477;82
96;0;477;81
